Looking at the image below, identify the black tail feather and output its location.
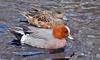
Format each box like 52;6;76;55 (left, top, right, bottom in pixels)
7;39;21;46
10;30;23;40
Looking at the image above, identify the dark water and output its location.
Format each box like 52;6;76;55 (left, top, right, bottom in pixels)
0;0;100;60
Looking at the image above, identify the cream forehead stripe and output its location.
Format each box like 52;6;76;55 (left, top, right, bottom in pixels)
65;26;70;34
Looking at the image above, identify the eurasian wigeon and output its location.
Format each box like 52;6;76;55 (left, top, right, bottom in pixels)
20;7;65;29
10;24;73;49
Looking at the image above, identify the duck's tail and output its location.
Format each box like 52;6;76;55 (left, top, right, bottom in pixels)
18;11;29;20
17;7;40;16
9;26;33;45
17;7;40;24
9;25;33;39
9;27;25;40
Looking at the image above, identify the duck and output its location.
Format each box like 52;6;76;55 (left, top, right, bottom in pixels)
10;24;73;49
19;7;65;29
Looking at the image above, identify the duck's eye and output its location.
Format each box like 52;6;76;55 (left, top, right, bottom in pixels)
57;11;62;14
64;30;68;33
34;9;38;12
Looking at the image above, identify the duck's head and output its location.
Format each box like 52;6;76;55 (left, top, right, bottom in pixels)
52;24;73;40
52;8;65;19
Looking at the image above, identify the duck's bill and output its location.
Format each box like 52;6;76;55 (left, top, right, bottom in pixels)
68;35;74;40
62;16;68;21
